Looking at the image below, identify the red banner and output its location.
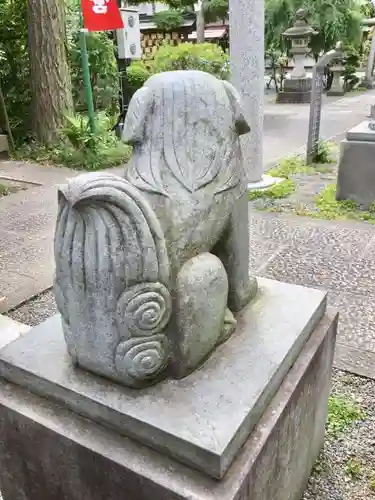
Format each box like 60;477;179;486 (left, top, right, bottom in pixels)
81;0;124;32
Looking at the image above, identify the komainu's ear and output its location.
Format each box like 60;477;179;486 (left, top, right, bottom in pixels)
222;80;251;136
122;86;153;144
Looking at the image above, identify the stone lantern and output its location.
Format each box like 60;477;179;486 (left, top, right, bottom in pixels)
327;55;345;96
277;9;318;103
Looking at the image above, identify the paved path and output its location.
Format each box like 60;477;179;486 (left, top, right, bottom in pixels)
0;162;123;311
263;90;375;166
1;89;375;378
249;211;375;379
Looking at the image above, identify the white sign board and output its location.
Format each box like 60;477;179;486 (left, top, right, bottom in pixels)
117;8;142;60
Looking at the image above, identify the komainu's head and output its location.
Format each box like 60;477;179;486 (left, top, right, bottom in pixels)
122;70;250;196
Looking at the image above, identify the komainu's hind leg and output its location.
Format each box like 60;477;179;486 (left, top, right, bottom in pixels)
170;252;237;379
213;192;258;312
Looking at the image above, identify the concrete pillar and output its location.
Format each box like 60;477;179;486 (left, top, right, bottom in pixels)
229;0;278;188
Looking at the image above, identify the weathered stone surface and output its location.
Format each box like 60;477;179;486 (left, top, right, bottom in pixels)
0;315;29;349
277;78;312;104
0;308;337;500
0;278;326;479
54;71;257;388
346;120;375;142
229;0;264;182
336;127;375;208
173;252;235;378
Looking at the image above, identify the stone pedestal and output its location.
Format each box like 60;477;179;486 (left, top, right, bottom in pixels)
277;77;312;104
0;278;337;500
336;121;375;208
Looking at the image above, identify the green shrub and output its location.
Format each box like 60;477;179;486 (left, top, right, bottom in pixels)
153;10;184;31
16;112;132;171
343;45;360;91
126;61;151;93
149;42;229;80
0;0;30;138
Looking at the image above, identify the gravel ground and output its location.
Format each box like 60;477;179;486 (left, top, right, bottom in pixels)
8;289;57;326
7;295;375;499
303;370;375;500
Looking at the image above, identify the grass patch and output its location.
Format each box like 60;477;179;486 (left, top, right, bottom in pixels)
267;155;315;178
248;178;296;200
267;146;336;179
298;184;375;223
369;472;375;491
326;395;366;437
344;457;363;479
15;112;132;171
312;140;336;164
0;183;18;197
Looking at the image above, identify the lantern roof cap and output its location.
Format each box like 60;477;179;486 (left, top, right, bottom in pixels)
282;8;318;38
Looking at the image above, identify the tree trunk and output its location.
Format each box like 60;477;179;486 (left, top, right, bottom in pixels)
27;0;73;145
196;0;205;43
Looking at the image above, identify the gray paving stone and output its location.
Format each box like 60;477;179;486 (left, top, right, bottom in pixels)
249;212;373;258
328;291;375;352
334;343;375;379
258;244;358;292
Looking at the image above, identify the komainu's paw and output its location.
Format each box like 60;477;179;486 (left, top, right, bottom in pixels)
217;308;237;345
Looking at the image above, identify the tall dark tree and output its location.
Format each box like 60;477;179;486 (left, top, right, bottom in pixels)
27;0;73;144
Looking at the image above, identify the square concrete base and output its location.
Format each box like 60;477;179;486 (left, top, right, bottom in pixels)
276;90;311;104
0;278;327;479
277;78;312;104
327;89;345;96
0;307;338;500
336;121;375;208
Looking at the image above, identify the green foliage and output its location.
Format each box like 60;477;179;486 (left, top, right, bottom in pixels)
268;155;314;177
265;0;294;51
66;0;119;113
326;395;366;437
312;140;336;164
204;0;228;22
265;45;288;92
126;61;151;93
297;184;375;222
126;42;229;95
16;113;132;171
264;0;363;57
369;472;375;491
0;183;18;197
0;0;30;137
344;457;363;479
343;45;361;91
150;42;229;79
248;179;296;200
153;10;184;30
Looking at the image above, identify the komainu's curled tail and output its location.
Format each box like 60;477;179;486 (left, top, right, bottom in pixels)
54;172;171;388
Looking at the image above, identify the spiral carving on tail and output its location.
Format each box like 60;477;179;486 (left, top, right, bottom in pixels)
114;282;171;385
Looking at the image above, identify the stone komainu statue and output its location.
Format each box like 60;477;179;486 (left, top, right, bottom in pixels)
54;71;257;388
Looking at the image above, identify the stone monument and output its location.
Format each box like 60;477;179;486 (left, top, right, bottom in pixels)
277;9;318;104
336;116;375;208
0;71;338;500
